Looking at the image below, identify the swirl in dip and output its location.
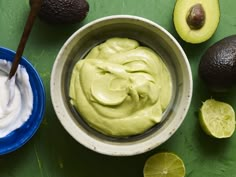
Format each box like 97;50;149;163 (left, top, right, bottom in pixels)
69;38;172;137
0;59;33;138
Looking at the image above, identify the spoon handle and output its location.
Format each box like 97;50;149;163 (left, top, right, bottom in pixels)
8;0;42;79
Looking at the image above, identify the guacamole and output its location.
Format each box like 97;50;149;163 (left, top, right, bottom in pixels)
69;38;172;137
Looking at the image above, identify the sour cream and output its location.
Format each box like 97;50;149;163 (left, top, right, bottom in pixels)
0;59;33;138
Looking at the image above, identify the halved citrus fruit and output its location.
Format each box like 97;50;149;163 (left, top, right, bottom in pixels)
199;99;235;138
143;152;185;177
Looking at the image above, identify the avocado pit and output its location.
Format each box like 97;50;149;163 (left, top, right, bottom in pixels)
186;3;205;30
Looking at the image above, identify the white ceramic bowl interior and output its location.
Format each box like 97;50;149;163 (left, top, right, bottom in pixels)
50;15;192;156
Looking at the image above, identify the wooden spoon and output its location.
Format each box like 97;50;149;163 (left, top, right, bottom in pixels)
8;0;42;79
7;0;42;105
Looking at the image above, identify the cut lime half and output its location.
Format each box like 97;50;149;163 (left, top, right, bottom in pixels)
143;152;185;177
199;99;235;138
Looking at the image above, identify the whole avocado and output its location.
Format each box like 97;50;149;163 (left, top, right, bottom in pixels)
199;35;236;91
30;0;89;24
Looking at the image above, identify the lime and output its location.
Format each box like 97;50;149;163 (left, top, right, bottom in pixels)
199;99;235;138
143;152;185;177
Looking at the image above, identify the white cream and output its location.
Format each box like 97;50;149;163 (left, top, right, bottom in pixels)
0;59;33;138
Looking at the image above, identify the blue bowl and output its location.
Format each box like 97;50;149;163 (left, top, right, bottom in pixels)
0;47;45;155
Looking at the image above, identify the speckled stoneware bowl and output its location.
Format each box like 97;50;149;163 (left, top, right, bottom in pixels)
50;15;193;156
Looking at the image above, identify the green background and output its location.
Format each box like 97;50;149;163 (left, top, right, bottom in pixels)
1;0;236;176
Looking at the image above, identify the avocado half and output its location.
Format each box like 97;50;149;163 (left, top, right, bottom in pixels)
173;0;220;44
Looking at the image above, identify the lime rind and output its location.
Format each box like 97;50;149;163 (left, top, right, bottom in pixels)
199;99;235;138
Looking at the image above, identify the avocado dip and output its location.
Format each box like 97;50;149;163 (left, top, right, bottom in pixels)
69;38;172;137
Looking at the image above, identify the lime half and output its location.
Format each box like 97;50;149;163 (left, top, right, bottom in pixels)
143;152;185;177
199;99;235;138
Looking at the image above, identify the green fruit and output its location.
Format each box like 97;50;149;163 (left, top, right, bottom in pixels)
143;152;185;177
173;0;220;44
30;0;89;24
199;35;236;92
199;99;235;138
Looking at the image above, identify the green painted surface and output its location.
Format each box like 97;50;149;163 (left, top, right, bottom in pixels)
0;0;236;176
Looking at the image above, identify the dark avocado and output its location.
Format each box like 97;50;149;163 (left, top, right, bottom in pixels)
30;0;89;24
199;35;236;91
173;0;220;44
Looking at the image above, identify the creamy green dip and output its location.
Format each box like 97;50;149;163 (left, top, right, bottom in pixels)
69;38;172;137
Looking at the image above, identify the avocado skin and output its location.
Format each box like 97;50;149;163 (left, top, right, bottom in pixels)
30;0;89;24
199;35;236;91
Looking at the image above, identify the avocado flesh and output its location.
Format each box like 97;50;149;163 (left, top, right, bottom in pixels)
173;0;220;44
30;0;89;24
199;35;236;91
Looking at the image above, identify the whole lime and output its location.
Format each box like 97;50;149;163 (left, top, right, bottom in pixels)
199;35;236;91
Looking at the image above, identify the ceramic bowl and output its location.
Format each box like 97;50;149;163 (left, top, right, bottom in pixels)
50;15;192;156
0;47;45;155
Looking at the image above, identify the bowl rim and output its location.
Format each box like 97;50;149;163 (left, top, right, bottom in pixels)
0;46;46;155
51;15;193;156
